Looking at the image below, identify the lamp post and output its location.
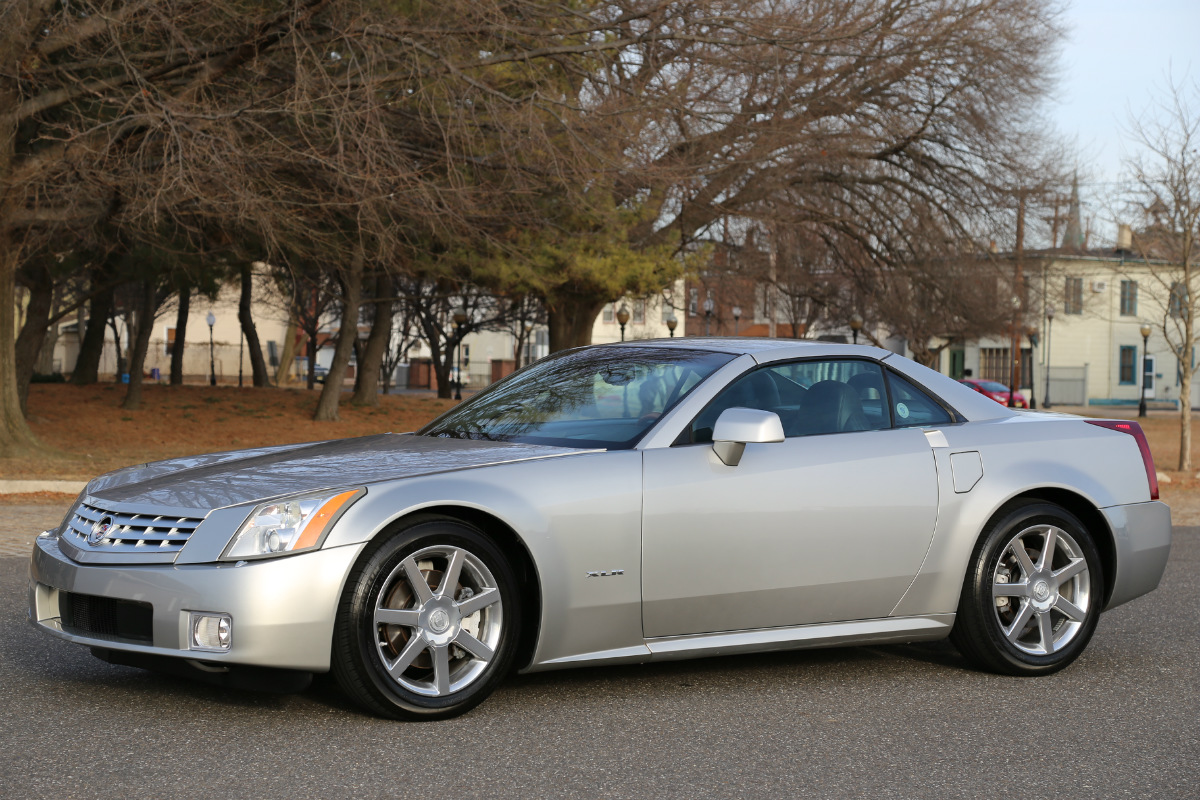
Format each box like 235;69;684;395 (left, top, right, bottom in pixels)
849;313;863;345
452;308;467;401
1139;323;1152;418
616;304;630;342
732;305;742;336
666;314;677;337
520;322;532;368
703;296;714;336
238;329;244;388
1025;324;1039;409
1044;305;1055;409
206;312;217;386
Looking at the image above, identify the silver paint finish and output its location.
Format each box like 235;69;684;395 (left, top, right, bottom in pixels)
25;340;1173;684
711;407;785;466
30;534;364;671
88;433;598;510
641;427;939;637
1103;500;1172;609
320;451;647;671
891;415;1157;618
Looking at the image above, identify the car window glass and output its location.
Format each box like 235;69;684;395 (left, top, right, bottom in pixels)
689;359;890;443
420;347;735;449
886;371;952;427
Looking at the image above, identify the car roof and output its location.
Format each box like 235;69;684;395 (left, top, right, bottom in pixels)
611;337;894;363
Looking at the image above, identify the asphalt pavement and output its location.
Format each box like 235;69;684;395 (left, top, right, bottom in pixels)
1;530;1197;799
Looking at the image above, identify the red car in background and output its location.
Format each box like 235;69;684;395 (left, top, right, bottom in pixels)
958;378;1028;408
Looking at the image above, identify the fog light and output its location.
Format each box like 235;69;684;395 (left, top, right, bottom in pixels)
190;612;232;652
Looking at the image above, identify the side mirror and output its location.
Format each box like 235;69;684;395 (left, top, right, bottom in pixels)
711;407;785;466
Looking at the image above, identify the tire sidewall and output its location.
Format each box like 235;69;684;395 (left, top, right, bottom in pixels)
964;502;1104;674
340;518;521;719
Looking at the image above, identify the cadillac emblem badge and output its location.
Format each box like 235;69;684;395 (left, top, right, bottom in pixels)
88;516;114;546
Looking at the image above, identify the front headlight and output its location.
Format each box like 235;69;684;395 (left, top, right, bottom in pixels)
221;488;364;560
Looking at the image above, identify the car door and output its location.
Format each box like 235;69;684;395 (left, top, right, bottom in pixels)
640;358;946;639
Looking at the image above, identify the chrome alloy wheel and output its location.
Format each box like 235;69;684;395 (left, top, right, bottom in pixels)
991;524;1091;656
373;545;503;697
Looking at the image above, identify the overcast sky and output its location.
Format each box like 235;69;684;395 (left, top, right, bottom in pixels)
1050;0;1198;234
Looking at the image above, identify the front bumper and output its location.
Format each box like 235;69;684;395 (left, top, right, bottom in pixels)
1103;500;1172;610
29;534;365;672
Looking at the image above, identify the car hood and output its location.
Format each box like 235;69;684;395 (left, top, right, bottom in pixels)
86;434;598;511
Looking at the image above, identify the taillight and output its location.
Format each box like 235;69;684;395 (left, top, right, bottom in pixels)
1085;419;1159;500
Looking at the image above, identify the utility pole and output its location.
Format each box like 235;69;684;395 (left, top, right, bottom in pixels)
1008;190;1026;407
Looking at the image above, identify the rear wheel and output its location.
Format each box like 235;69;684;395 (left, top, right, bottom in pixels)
332;516;521;720
952;501;1104;675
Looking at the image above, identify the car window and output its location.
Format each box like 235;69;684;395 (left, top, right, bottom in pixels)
420;346;735;448
886;371;953;427
688;359;890;443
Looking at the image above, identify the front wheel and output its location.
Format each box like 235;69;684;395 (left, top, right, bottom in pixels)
952;501;1104;675
332;516;522;720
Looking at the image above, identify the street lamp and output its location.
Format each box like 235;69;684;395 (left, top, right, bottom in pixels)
1026;324;1039;409
1044;305;1055;409
703;296;715;336
666;314;678;337
616;304;631;342
238;328;244;388
732;305;742;336
206;312;217;386
849;313;863;345
452;308;468;401
1139;323;1152;418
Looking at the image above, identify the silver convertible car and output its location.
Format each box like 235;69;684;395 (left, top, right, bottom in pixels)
28;339;1171;719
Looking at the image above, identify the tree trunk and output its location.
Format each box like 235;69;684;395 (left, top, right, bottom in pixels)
72;280;113;385
238;263;270;387
170;285;190;386
14;265;54;415
275;316;298;386
108;314;125;382
0;230;40;454
121;281;158;410
351;274;393;406
313;251;364;421
547;294;605;352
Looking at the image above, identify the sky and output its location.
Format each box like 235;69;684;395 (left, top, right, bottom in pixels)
1049;0;1199;240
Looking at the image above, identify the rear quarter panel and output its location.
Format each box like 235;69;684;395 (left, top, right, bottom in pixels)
893;414;1153;617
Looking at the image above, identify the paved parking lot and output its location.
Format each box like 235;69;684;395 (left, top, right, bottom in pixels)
2;516;1197;799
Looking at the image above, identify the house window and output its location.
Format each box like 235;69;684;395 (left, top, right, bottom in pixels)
1064;277;1084;314
602;303;614;323
1120;280;1138;316
632;299;645;324
688;288;699;316
661;299;675;322
1170;282;1188;319
979;347;1011;384
1119;346;1137;385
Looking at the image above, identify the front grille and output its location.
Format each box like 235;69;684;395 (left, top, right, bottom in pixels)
62;500;205;556
59;591;154;644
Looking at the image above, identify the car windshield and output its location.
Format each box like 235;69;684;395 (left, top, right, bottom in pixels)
978;381;1011;392
419;346;736;448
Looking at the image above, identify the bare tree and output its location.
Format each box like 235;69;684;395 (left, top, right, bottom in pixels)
1123;78;1200;470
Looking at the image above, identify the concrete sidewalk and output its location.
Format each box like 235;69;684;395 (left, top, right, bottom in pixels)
0;480;85;495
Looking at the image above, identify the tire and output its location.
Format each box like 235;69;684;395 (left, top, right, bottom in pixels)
951;501;1104;676
331;515;522;720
